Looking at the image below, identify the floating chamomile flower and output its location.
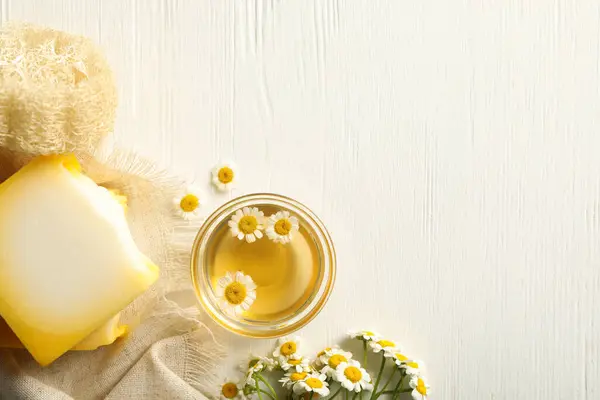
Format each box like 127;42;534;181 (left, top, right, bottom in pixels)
216;271;257;317
348;330;381;342
273;336;302;362
369;338;399;353
292;373;330;397
229;207;265;243
409;376;430;400
280;356;310;372
219;378;244;400
279;370;309;390
173;185;203;220
212;161;237;191
334;360;373;393
265;211;299;244
319;348;353;378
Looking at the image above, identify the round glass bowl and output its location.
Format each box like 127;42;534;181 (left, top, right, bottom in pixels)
191;193;335;338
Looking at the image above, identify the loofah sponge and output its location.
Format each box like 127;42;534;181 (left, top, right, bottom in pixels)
0;22;117;155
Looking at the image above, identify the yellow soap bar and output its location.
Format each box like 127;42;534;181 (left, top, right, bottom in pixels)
0;315;127;351
0;154;159;366
73;314;128;350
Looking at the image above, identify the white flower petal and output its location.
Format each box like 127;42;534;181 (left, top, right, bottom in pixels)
233;271;244;282
217;275;232;287
254;230;263;239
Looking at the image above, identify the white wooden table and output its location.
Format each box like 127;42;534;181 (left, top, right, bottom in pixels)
5;1;599;398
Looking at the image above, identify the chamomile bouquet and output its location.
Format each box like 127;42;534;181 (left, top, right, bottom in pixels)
217;330;430;400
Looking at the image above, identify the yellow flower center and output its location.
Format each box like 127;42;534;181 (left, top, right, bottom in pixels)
238;215;258;234
291;372;307;381
328;354;347;368
344;366;362;383
406;361;419;369
179;194;199;212
377;340;395;348
280;341;297;356
218;167;234;184
305;378;323;389
395;353;408;361
364;331;375;336
224;282;247;305
288;358;302;366
317;347;332;357
274;219;292;235
416;378;427;395
221;382;238;399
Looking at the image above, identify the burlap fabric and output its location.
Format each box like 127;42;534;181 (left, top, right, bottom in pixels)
0;23;223;399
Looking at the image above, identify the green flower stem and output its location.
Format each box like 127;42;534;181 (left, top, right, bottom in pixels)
326;386;343;400
256;374;277;400
258;390;276;400
370;357;386;400
380;389;412;396
352;392;359;400
255;381;263;400
363;341;368;368
375;368;397;399
390;373;407;400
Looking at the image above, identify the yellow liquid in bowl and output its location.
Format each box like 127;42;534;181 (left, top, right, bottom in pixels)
207;208;320;321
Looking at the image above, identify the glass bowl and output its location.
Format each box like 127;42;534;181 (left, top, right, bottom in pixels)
191;193;335;338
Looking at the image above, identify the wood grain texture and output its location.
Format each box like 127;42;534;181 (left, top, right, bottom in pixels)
2;1;599;398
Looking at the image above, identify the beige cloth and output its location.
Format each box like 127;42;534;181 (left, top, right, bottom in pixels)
0;150;224;400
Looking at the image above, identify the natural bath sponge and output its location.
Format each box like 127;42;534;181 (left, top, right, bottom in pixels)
0;23;117;154
0;154;159;366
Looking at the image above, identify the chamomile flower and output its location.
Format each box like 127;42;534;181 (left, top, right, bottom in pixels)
243;369;258;388
240;355;276;374
173;185;203;220
348;330;381;342
265;211;299;244
292;373;330;397
279;370;309;390
409;376;430;400
391;351;411;367
369;339;399;354
212;161;238;191
280;356;311;372
273;336;302;362
229;207;265;243
334;360;373;393
315;347;334;368
215;271;257;317
402;360;424;377
219;378;244;400
319;348;353;378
